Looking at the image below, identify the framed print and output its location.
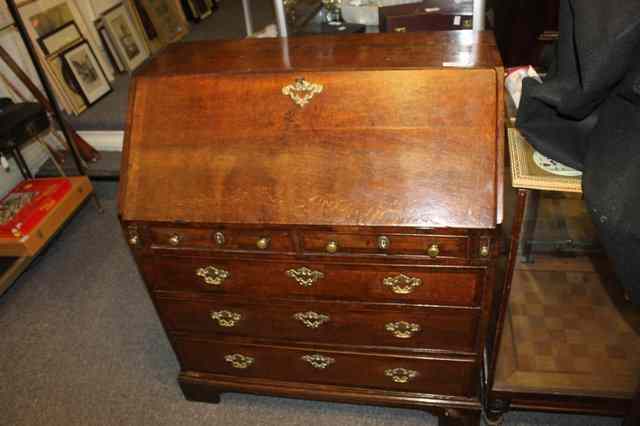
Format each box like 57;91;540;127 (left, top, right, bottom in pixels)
62;42;111;105
102;3;149;71
38;21;82;56
18;0;115;82
47;55;87;115
129;0;164;54
138;0;189;44
95;21;125;73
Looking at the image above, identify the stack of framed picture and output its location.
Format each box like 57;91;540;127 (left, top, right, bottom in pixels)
18;0;114;115
180;0;216;22
13;0;190;116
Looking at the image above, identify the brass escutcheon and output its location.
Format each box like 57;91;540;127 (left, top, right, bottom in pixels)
383;273;423;295
293;311;330;328
286;267;325;287
377;235;390;250
301;354;335;369
282;78;323;108
210;310;242;327
196;265;231;286
385;320;421;339
385;367;419;383
214;231;225;246
224;353;254;369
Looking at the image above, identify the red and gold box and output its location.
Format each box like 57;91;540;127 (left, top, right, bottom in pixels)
0;177;92;257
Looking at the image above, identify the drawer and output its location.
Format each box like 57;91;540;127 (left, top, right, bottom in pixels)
149;226;294;253
172;337;476;396
156;296;479;353
150;256;484;306
300;231;468;258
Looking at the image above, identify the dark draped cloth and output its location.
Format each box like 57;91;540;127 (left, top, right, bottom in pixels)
516;0;640;305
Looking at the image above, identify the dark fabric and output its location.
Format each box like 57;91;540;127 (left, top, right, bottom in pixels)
516;0;640;304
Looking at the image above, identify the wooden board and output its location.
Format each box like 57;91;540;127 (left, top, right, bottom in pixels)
494;262;640;399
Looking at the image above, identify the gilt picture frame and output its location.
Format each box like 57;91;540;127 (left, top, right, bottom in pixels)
138;0;189;44
61;42;111;105
102;3;149;72
37;21;82;56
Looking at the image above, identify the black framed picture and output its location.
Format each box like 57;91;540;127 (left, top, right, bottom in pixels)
61;42;111;105
37;21;82;56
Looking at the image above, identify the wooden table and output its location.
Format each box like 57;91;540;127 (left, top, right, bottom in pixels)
484;127;640;423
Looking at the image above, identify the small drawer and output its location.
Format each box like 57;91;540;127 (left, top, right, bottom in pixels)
149;256;484;307
149;226;294;253
301;231;468;258
156;296;479;353
172;337;476;396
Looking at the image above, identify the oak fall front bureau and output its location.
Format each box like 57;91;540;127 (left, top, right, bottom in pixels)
119;32;504;425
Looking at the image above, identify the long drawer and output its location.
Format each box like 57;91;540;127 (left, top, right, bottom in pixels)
149;256;484;307
146;225;480;260
172;336;477;396
156;296;479;353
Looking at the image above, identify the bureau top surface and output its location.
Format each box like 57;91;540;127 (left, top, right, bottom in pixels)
119;32;503;229
135;31;501;77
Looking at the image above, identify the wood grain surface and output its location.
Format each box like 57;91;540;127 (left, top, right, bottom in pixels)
121;68;499;228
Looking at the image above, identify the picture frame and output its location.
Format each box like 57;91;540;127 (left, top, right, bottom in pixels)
102;3;149;72
95;20;125;74
127;0;164;55
37;21;82;56
61;42;111;105
18;0;115;89
182;0;212;22
47;55;87;114
138;0;189;44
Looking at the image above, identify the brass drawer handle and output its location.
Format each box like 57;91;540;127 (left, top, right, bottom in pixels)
210;310;242;327
325;240;338;254
196;265;231;286
168;233;182;246
385;321;421;339
282;78;323;108
479;245;490;257
377;235;390;250
224;353;254;369
256;237;270;250
427;244;440;258
383;273;422;295
301;354;335;369
394;26;407;32
385;367;419;383
293;311;330;328
286;266;325;287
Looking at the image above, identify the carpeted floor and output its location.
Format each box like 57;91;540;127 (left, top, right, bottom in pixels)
0;182;624;426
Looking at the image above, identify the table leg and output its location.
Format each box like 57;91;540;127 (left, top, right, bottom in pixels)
521;189;540;263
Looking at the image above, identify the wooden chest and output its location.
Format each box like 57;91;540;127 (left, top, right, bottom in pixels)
119;32;504;425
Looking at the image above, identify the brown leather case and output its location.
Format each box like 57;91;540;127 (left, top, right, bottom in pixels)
379;0;473;33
